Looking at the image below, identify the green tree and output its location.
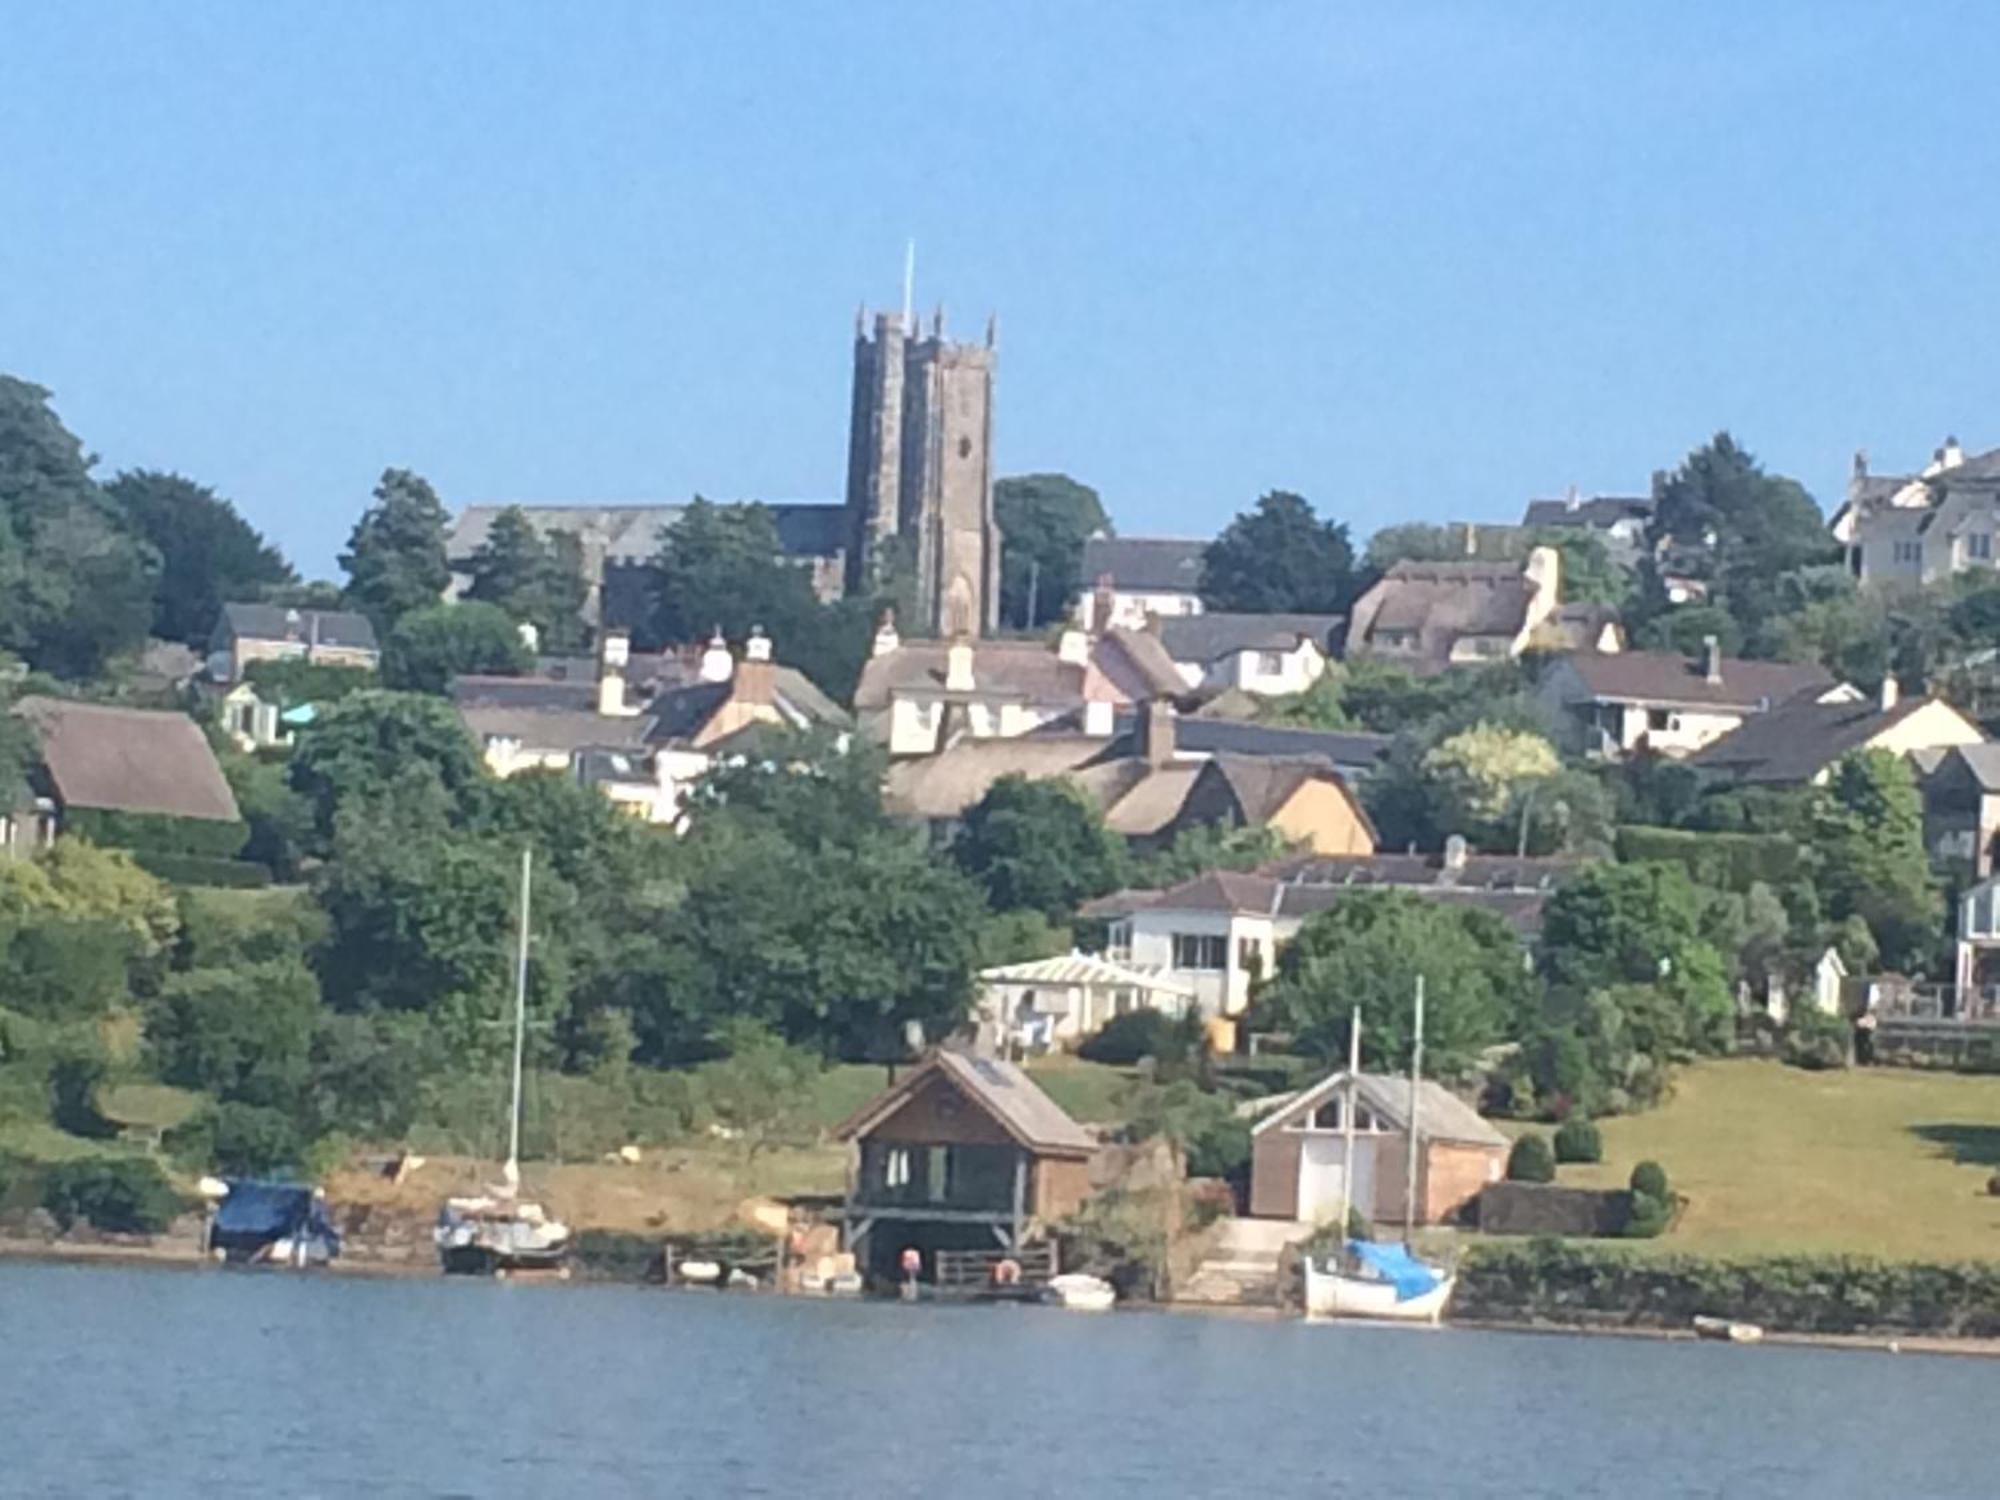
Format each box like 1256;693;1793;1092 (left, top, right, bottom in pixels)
464;506;589;651
381;601;532;693
1255;889;1530;1075
1633;601;1743;657
286;690;487;840
103;469;294;646
1644;433;1838;646
1200;491;1356;614
340;468;451;630
951;775;1128;919
0;376;157;677
147;959;320;1111
995;473;1109;629
1805;749;1938;971
650;498;822;646
1422;723;1561;823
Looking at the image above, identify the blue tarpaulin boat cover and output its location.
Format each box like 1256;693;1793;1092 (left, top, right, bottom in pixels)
213;1181;339;1255
1346;1239;1443;1301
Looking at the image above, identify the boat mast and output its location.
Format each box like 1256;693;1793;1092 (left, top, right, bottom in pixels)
1404;975;1425;1245
1340;1004;1360;1237
504;846;532;1195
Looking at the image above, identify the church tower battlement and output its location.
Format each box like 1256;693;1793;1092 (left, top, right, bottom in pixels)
845;304;999;638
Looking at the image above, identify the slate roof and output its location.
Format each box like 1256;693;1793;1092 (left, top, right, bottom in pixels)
1076;712;1392;775
1937;742;2000;792
447;501;845;565
834;1049;1097;1157
216;603;378;653
13;697;241;822
1520;495;1653;531
1688;693;1978;784
1254;1071;1508;1148
1157;612;1345;664
1554;649;1835;710
452;662;845;756
1080;536;1208;594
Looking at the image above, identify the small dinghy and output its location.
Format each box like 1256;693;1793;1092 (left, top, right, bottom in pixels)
1692;1315;1764;1344
1043;1273;1116;1312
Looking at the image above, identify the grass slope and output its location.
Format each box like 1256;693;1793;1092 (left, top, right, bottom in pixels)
1558;1058;2000;1259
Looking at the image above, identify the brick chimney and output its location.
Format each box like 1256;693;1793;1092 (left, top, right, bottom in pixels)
1138;698;1175;767
1091;575;1116;635
1702;634;1722;685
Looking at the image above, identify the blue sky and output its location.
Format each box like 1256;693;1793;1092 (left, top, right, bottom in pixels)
5;3;1997;577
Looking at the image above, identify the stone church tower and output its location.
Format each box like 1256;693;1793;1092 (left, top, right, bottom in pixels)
844;306;1000;637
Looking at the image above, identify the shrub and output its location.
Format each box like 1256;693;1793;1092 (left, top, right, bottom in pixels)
130;853;273;889
41;1156;184;1234
1507;1133;1556;1183
1078;1009;1179;1067
62;808;249;860
1625;1191;1672;1239
1629;1160;1669;1200
1782;1008;1850;1071
1552;1117;1603;1165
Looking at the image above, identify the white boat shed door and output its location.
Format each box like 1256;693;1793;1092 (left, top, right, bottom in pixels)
1297;1134;1374;1224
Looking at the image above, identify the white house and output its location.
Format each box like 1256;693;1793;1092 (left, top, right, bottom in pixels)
453;629;849;825
1838;439;2000;587
852;615;1184;757
973;951;1197;1053
1534;643;1844;759
1155;613;1341;698
1082;846;1576;1019
1072;536;1208;632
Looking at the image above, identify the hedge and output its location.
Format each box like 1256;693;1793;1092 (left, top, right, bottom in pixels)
64;808;249;859
1613;825;1801;892
129;853;272;889
1455;1239;2000;1338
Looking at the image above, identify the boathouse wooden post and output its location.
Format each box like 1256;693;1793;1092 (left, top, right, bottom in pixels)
1010;1149;1027;1250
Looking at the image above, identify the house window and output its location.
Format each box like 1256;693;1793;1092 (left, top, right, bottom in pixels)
1114;988;1136;1016
1893;541;1921;565
1172;934;1228;970
1256;650;1286;676
883;1147;912;1189
1971;533;1993;561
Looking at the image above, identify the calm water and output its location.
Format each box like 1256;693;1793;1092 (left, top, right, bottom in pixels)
0;1261;1991;1498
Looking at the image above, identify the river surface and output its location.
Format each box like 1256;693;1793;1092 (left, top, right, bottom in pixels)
0;1260;1991;1498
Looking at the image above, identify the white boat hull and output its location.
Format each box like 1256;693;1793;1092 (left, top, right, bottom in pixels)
1044;1273;1117;1312
1302;1258;1454;1323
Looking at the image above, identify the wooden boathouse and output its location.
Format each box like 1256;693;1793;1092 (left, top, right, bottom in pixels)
833;1049;1096;1283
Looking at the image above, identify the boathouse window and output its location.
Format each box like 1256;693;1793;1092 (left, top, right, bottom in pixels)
883;1147;912;1189
926;1146;950;1202
1296;1097;1386;1132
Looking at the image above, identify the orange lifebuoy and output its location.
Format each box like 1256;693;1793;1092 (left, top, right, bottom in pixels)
992;1257;1021;1286
899;1247;922;1276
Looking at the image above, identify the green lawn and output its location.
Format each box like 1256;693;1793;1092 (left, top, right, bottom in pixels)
1553;1058;2000;1260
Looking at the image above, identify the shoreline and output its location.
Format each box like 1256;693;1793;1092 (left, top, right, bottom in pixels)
7;1237;1997;1357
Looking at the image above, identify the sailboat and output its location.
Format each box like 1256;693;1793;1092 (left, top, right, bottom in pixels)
1300;980;1456;1324
435;848;574;1277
